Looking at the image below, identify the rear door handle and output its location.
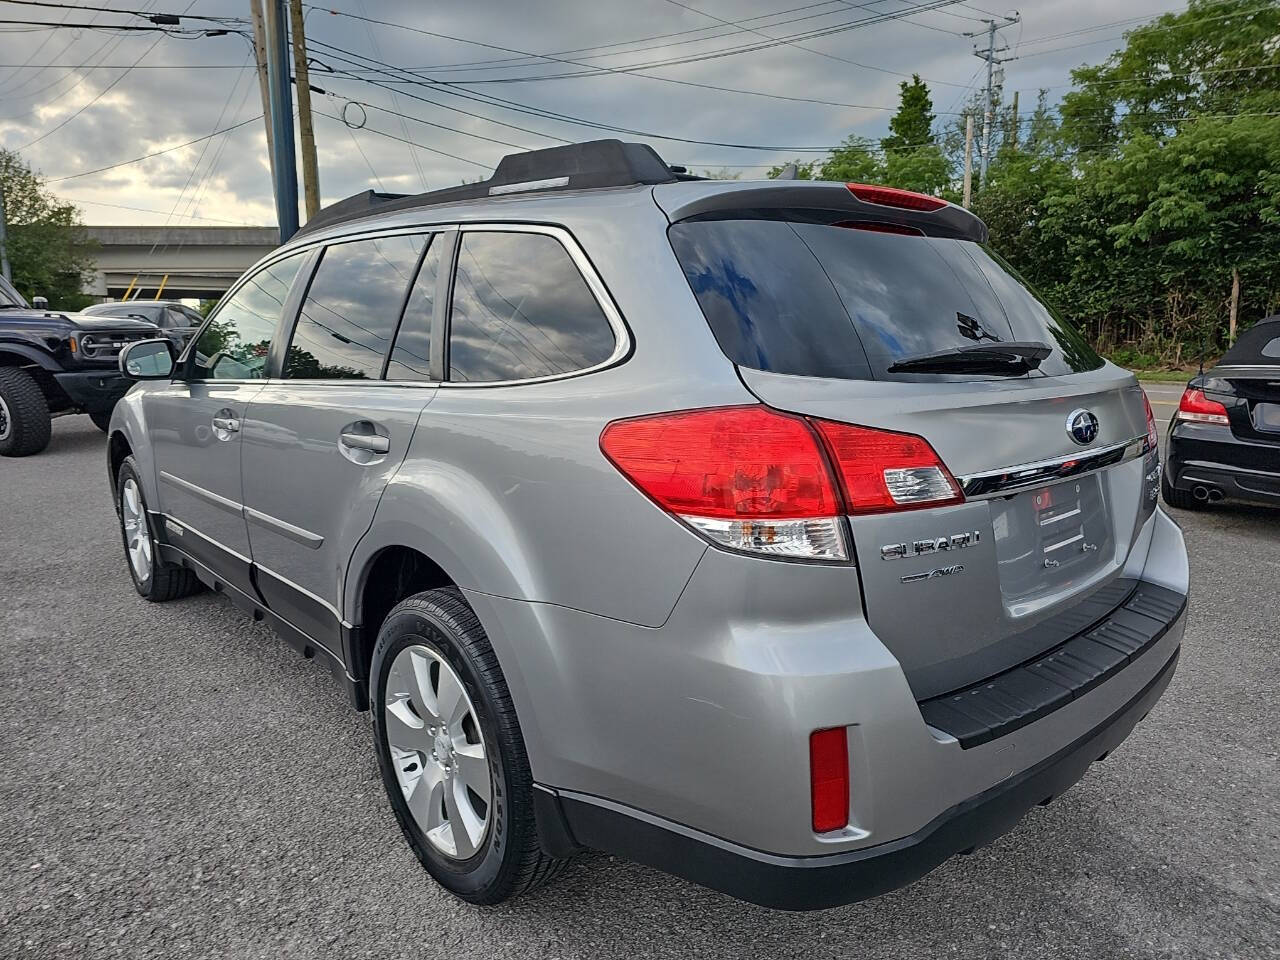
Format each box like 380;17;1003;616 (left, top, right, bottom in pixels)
339;431;389;454
212;415;240;432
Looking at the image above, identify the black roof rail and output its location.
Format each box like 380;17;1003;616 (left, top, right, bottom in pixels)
297;139;679;237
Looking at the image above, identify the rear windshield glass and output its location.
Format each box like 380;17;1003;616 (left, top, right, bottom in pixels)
668;219;1102;380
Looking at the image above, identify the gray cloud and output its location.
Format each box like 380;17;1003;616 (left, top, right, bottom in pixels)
0;0;1184;225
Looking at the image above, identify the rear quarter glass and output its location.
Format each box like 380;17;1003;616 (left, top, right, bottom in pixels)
667;218;1102;382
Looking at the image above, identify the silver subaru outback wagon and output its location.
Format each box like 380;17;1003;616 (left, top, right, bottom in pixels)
107;140;1188;911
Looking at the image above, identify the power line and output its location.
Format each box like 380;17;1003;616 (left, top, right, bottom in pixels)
0;0;244;23
44;114;262;181
313;44;840;151
56;194;261;223
305;1;972;89
312;107;494;168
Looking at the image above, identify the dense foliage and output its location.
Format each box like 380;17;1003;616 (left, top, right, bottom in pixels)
0;149;96;309
773;0;1280;366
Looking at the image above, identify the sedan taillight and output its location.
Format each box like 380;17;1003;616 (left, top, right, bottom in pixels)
1176;388;1230;425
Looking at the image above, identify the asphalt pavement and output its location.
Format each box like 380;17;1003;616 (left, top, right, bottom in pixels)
2;394;1278;960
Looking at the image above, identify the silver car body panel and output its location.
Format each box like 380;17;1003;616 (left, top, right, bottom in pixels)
108;177;1188;876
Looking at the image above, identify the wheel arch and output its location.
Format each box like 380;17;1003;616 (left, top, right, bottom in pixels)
0;345;60;371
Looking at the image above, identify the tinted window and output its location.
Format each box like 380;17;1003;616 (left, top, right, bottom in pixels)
191;254;304;380
285;234;425;380
448;231;615;383
669;219;1102;381
166;307;197;328
385;235;440;381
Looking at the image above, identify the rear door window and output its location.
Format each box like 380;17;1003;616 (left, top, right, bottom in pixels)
285;234;425;380
447;231;616;383
668;219;1101;381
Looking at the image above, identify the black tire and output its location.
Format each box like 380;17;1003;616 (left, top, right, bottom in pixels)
115;456;202;602
0;367;52;457
89;409;113;432
1161;473;1204;511
371;587;567;905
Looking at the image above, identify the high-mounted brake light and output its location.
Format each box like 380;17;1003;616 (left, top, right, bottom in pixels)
810;727;849;833
845;183;946;212
811;420;962;514
1176;388;1230;426
600;406;964;559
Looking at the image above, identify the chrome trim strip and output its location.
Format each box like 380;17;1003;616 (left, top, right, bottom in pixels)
243;506;324;549
253;562;342;619
158;470;244;515
1039;506;1081;526
1043;532;1084;554
958;436;1146;499
159;514;251;565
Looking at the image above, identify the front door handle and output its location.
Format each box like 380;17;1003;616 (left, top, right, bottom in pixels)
212;416;240;433
339;431;389;454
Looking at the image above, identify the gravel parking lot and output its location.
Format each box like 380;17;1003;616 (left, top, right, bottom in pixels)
2;394;1278;960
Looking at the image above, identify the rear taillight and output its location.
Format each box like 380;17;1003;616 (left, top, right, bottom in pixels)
599;406;963;559
845;182;946;212
1176;388;1230;425
812;420;962;514
809;727;849;833
1142;390;1159;453
599;406;846;560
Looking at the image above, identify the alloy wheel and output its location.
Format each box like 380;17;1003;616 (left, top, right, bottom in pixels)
120;477;153;581
0;394;10;441
384;644;492;859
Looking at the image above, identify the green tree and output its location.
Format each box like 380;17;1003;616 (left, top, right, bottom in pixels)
0;149;95;308
880;76;949;194
881;74;935;154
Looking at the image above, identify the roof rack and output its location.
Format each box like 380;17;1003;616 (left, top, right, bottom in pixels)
297;139;684;237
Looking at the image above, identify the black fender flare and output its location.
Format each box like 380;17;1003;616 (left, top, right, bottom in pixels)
0;342;61;371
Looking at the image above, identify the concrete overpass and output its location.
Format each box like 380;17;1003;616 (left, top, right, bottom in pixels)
83;225;280;300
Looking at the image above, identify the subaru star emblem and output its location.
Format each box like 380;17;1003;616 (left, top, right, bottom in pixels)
1066;408;1099;445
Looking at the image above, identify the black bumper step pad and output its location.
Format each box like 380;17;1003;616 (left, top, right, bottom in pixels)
919;582;1187;748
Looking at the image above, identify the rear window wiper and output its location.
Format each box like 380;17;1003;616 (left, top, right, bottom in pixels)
887;341;1052;375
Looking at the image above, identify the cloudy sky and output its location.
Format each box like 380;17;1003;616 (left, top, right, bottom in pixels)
0;0;1185;227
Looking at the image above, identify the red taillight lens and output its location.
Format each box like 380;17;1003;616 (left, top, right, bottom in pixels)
1176;388;1230;425
1142;390;1159;452
811;419;962;514
599;406;848;560
845;182;946;212
810;727;849;833
600;406;964;558
599;406;839;519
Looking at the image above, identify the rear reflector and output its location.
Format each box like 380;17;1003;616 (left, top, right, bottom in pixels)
846;183;946;212
810;727;849;833
1176;388;1229;425
811;420;962;513
600;406;964;559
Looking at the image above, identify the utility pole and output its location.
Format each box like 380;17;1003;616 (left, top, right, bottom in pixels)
962;114;974;209
966;13;1019;187
264;0;299;241
248;0;275;186
0;183;11;283
288;0;320;221
1008;89;1020;152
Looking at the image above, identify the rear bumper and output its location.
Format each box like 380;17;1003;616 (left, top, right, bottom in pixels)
1166;427;1280;505
52;369;133;413
542;642;1181;910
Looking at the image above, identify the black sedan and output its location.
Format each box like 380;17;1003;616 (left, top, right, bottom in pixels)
1163;315;1280;510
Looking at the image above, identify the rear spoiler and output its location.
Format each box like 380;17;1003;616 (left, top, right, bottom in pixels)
653;181;988;243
